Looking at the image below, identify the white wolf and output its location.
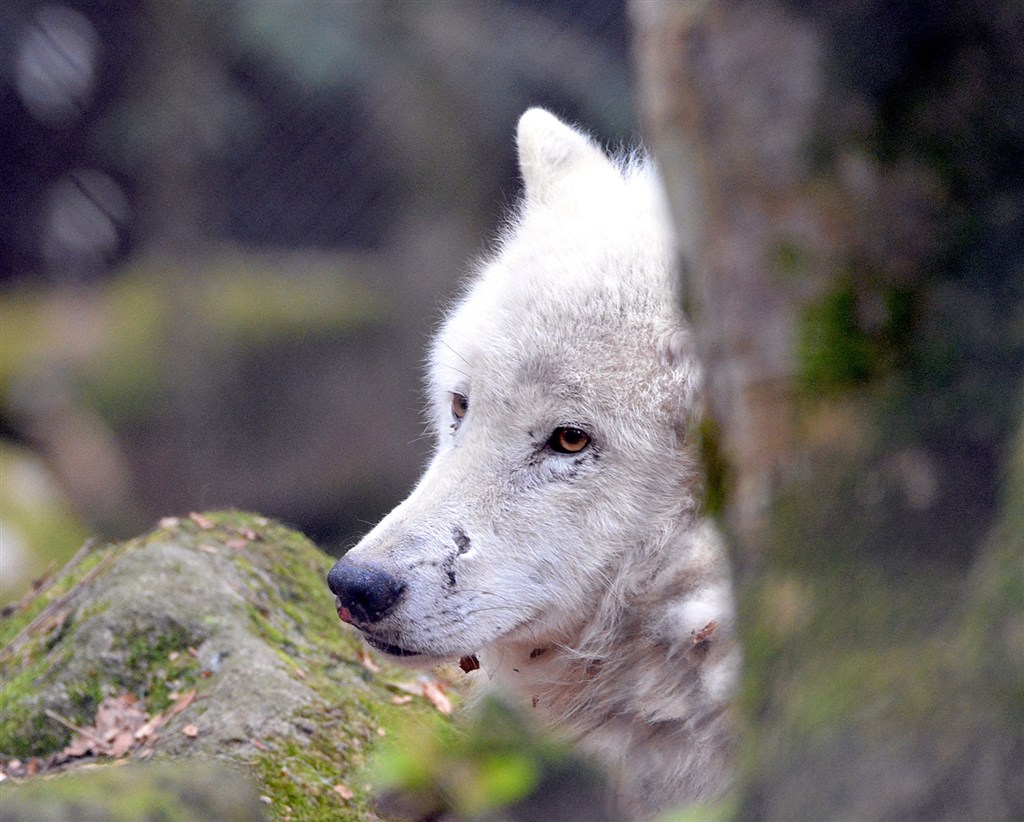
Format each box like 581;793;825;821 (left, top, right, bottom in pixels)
328;109;738;819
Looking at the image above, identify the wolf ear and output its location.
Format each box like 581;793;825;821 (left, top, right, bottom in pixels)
516;108;614;201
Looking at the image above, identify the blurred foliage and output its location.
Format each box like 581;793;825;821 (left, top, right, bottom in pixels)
0;252;383;425
0;760;268;822
0;443;88;606
373;695;617;821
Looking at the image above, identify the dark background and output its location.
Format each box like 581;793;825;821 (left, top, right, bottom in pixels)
0;0;636;598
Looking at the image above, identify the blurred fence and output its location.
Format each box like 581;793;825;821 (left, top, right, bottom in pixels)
0;0;636;599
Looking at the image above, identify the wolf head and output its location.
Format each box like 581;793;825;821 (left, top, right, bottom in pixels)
327;109;701;663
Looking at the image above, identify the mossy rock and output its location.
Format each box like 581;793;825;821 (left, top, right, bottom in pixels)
0;760;268;822
0;511;446;820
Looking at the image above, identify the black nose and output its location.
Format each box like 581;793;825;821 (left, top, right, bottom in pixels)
327;559;406;624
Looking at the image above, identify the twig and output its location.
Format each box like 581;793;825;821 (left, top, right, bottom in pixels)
43;709;103;747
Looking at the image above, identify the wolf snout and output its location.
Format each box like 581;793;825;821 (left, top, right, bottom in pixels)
327;559;406;625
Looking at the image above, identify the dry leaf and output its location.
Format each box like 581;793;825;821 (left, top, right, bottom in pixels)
189;513;214;530
391;695;414;705
293;667;307;680
357;647;381;673
421;680;453;715
250;737;269;751
108;730;135;758
333;784;354;800
166;689;196;717
182;724;199;738
134;713;164;741
54;693;148;761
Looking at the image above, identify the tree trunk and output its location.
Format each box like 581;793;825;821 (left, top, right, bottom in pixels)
632;2;1024;818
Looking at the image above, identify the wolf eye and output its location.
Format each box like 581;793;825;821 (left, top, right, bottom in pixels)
451;392;468;420
549;426;590;454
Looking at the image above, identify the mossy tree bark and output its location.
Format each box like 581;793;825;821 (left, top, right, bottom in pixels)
632;2;1024;819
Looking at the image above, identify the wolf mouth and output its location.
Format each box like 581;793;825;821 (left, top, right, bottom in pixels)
363;634;422;657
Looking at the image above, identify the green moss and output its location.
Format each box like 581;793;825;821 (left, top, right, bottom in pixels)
0;657;73;758
797;276;920;397
697;416;730;517
251;704;382;820
798;284;873;391
115;628;202;714
0;547;106;649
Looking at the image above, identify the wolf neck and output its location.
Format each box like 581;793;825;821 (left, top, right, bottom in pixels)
479;517;692;731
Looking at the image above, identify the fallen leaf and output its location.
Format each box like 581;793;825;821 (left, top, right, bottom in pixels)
134;713;165;741
391;695;414;705
357;647;381;673
51;693;149;761
333;784;354;800
166;690;196;717
421;680;453;715
250;737;269;751
189;513;214;530
182;724;199;738
108;730;136;758
293;667;307;680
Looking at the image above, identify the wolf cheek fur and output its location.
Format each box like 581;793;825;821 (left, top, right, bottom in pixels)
328;108;739;819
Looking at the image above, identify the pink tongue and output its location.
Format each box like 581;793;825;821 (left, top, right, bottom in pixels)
336;604;354;624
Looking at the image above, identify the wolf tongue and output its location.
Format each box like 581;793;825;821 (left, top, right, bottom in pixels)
335;597;354;624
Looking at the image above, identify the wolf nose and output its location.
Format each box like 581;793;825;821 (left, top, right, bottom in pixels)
327;559;406;624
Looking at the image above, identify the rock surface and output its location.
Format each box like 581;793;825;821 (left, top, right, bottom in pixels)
0;511;447;820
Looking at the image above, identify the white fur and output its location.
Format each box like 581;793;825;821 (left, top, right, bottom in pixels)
339;109;737;818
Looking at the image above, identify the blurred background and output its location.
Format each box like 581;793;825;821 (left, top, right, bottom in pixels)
0;0;638;602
